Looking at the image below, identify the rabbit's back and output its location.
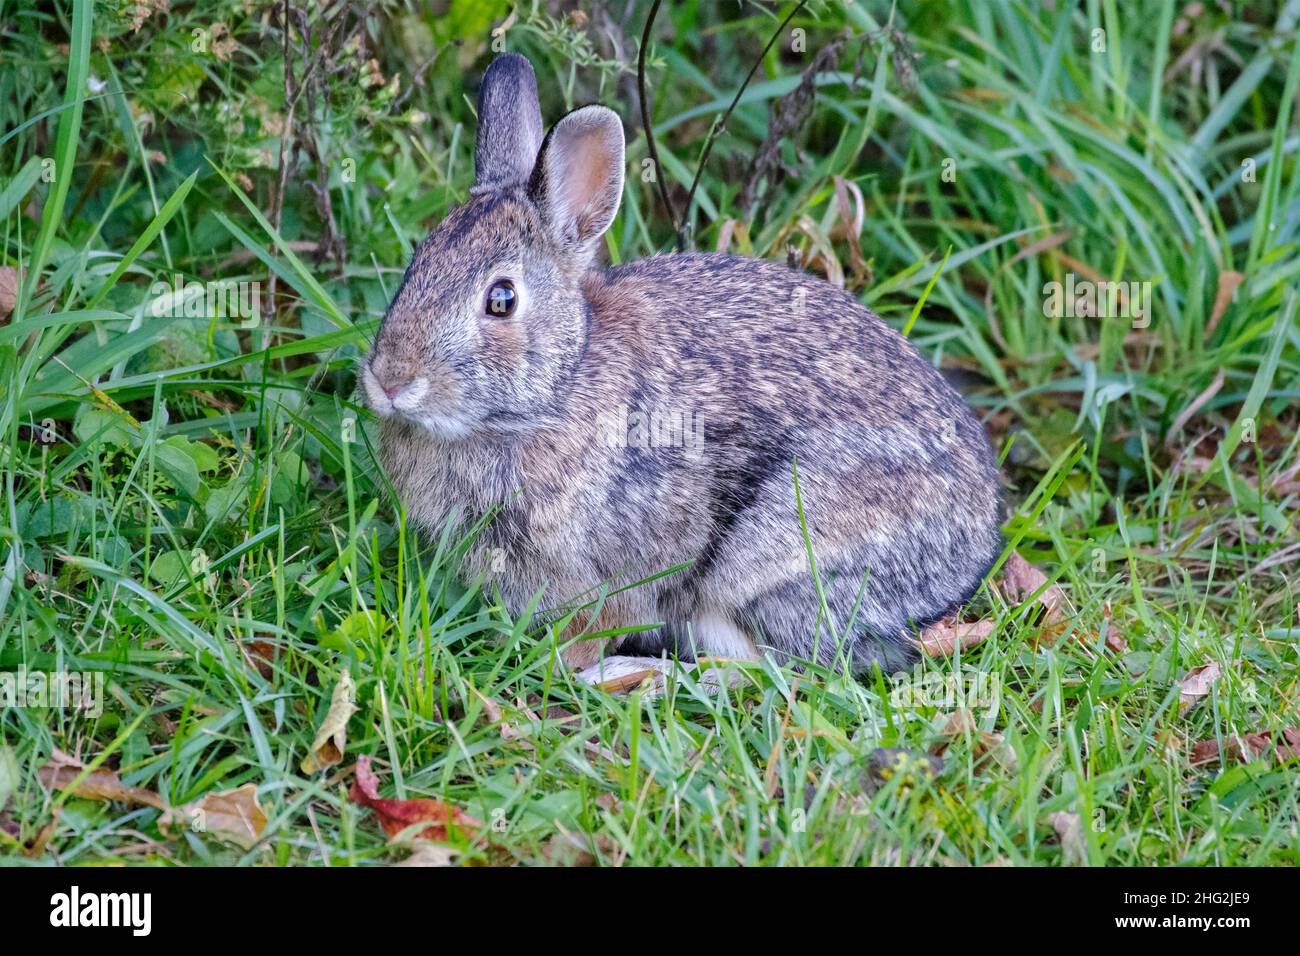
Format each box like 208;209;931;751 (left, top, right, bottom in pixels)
583;252;999;499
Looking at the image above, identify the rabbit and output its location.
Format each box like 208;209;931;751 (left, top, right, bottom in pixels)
361;52;1003;682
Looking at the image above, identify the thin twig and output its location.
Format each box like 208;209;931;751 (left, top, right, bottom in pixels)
679;0;807;251
266;3;358;340
637;0;679;242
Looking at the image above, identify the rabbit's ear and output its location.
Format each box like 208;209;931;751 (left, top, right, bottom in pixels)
528;105;624;252
473;53;545;193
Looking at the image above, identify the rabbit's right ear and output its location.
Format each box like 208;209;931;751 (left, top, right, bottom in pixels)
528;105;625;258
473;53;545;194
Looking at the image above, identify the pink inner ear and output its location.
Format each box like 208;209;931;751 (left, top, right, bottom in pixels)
572;130;609;203
549;124;618;243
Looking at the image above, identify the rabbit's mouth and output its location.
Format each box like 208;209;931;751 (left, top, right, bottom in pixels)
362;363;423;416
363;362;477;440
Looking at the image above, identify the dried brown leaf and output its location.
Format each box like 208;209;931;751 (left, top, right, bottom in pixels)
999;551;1067;625
1190;728;1300;767
541;829;619;866
471;687;532;748
301;669;357;774
40;752;267;851
930;707;1019;771
915;616;995;657
594;792;622;813
166;783;268;850
1179;661;1222;712
394;843;459;867
23;808;60;859
1205;269;1244;339
244;638;280;679
1099;602;1127;653
0;265;20;319
37;756;168;811
1049;811;1086;866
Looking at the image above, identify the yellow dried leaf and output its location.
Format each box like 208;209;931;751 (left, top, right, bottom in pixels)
301;669;358;774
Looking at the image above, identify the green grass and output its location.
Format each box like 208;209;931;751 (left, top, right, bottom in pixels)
2;0;1299;866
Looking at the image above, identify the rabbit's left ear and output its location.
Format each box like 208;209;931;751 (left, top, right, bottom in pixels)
529;105;624;252
474;53;545;193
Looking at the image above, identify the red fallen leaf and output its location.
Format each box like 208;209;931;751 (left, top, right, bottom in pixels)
1190;728;1300;766
244;639;280;680
349;756;482;842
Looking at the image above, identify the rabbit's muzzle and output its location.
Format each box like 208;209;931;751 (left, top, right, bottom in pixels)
362;356;475;440
362;357;423;416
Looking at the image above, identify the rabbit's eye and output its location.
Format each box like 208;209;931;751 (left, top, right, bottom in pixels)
485;280;518;318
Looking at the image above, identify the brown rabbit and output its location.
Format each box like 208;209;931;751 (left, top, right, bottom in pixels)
362;53;1002;682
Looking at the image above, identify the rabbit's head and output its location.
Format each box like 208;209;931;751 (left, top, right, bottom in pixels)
362;53;625;439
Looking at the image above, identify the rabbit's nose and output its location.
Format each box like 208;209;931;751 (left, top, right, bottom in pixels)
369;358;410;401
377;377;412;403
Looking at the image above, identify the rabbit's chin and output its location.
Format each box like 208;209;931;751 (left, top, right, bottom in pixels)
407;412;475;441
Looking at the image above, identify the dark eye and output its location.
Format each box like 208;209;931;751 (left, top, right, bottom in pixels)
485;279;518;318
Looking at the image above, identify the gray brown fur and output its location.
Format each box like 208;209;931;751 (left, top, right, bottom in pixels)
363;53;1003;674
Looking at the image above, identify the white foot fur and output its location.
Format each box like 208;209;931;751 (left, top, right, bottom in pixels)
688;610;762;661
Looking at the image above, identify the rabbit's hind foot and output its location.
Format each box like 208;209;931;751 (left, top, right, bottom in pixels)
683;609;762;661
